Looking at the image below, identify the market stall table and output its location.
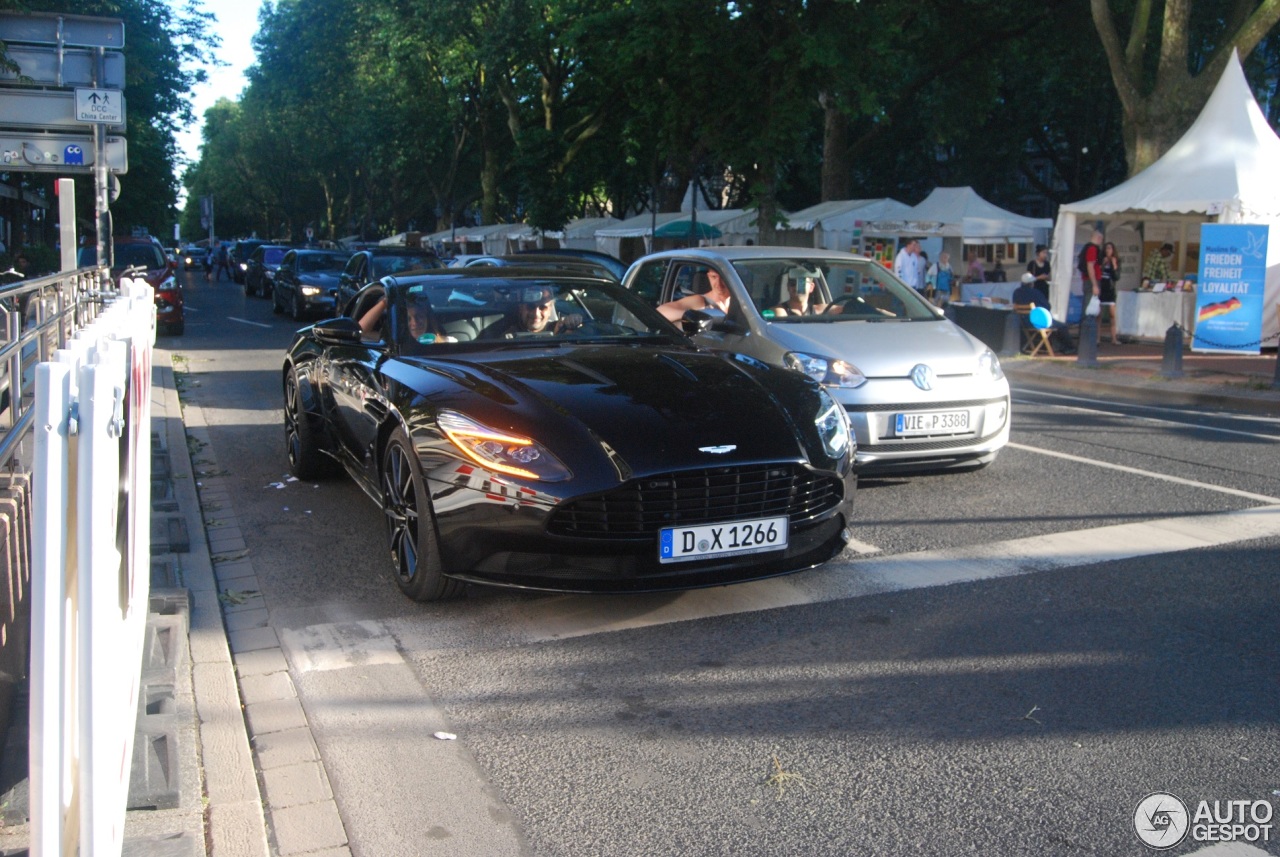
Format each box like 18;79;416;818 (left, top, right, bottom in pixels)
1116;289;1196;341
960;281;1018;304
946;302;1015;352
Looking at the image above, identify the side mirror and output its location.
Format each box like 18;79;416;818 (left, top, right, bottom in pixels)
312;316;363;346
680;306;739;335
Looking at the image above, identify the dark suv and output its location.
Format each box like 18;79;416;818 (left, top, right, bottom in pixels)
335;247;442;312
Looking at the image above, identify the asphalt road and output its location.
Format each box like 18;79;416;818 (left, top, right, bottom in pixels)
168;269;1280;857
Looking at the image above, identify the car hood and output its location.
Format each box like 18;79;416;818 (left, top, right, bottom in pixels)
296;272;341;288
762;317;989;377
403;345;818;475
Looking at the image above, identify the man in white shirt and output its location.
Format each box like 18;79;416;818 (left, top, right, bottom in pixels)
894;239;922;292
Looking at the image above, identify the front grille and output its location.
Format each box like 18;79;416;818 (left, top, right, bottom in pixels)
548;464;843;539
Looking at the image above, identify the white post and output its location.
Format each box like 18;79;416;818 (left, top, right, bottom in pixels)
30;362;72;857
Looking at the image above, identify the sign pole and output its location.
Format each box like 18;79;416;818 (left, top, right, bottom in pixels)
92;47;112;269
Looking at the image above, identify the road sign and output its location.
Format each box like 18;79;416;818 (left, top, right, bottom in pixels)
75;88;123;124
0;133;128;173
0;88;125;131
0;12;124;49
0;45;125;88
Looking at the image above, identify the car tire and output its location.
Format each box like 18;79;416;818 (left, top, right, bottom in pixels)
291;291;304;322
272;286;283;314
165;321;185;336
284;365;333;480
381;428;461;602
245;279;256;297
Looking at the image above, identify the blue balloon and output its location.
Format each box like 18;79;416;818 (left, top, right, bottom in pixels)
1029;307;1053;329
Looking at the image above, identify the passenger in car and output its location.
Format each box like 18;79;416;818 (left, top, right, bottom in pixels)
658;268;732;321
770;272;830;316
483;286;583;337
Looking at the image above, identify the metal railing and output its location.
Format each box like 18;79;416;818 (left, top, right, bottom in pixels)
0;265;113;468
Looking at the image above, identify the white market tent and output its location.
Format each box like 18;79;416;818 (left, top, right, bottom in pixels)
776;198;914;250
868;186;1053;245
594;208;759;261
543;216;621;250
1049;50;1280;346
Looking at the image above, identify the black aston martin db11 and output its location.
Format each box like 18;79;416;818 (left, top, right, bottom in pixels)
283;268;855;601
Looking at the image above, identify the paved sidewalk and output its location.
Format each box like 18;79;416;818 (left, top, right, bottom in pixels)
1000;339;1280;415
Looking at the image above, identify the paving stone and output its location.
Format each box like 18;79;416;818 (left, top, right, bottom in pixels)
234;647;289;677
252;726;320;771
270;801;348;855
227;626;279;654
223;607;268;632
238;671;296;706
261;761;332;809
244;697;308;735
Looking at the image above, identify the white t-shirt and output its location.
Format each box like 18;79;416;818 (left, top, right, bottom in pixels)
894;248;921;290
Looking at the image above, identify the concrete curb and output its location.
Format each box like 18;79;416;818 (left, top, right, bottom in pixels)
155;353;272;857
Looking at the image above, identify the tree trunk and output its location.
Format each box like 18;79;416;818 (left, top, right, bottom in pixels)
819;93;851;201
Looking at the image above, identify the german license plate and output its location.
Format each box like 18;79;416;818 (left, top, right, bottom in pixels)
895;409;970;436
659;516;789;564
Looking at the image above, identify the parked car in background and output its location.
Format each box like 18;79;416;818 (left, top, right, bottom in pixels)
335;246;442;312
515;247;626;281
622;246;1010;473
230;239;269;284
461;253;621;281
272;248;346;321
78;236;184;335
283;268;855;601
244;244;291;297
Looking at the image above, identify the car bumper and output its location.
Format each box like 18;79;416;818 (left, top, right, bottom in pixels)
155;290;183;324
426;465;855;593
837;379;1011;473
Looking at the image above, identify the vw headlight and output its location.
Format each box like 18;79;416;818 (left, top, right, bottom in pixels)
438;410;572;481
977;348;1005;381
783;351;867;389
814;389;852;459
301;285;321;296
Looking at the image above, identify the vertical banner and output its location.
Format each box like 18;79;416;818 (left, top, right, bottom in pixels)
1193;223;1268;354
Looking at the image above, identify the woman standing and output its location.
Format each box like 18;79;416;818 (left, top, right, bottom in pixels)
930;252;955;304
1099;241;1121;344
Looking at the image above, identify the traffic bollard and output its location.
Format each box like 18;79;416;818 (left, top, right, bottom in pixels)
1272;345;1280;389
1000;311;1022;358
1161;324;1184;379
1076;316;1098;366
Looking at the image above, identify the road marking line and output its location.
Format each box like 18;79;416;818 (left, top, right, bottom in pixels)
1013;391;1280;437
280;620;403;673
227;316;271;328
1007;441;1280;503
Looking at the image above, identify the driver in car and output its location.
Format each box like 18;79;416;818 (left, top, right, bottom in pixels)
489;286;583;337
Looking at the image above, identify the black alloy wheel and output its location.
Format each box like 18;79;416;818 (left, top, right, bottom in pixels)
381;428;461;602
284;366;332;479
272;284;283;314
291;289;304;322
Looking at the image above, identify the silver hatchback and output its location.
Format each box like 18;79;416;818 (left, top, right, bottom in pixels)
622;246;1010;473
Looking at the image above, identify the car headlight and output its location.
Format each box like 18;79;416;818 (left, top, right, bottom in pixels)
783;351;867;388
239;262;249;271
438;410;572;482
301;285;321;296
977;348;1005;381
814;388;852;458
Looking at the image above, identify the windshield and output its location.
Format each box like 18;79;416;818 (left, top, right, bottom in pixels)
731;257;939;322
371;253;439;278
298;253;345;273
377;275;677;353
263;248;288;266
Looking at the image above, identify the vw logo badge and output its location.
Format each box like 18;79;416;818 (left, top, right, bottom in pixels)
910;364;935;391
